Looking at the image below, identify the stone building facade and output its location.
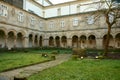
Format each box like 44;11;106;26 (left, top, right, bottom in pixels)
0;1;120;49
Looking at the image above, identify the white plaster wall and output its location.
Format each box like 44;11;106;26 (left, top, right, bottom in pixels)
45;8;57;18
26;1;43;17
61;6;70;15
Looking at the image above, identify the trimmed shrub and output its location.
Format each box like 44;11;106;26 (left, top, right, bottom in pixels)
51;51;58;54
72;48;86;57
14;77;27;80
98;55;104;59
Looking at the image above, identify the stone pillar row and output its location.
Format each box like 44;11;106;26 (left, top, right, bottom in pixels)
2;36;118;49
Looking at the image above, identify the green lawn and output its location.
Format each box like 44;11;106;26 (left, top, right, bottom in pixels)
0;51;50;72
0;49;71;72
28;59;120;80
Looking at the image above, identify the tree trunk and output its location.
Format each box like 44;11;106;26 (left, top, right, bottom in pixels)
104;25;111;56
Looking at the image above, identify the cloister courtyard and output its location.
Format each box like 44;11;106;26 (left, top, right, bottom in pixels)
0;48;120;80
0;0;120;80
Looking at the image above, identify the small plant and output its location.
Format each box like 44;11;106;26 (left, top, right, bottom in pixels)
41;53;48;57
72;55;79;60
51;55;56;60
98;52;103;56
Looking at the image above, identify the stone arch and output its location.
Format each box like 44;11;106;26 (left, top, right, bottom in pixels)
29;34;33;47
87;32;97;38
7;29;17;36
49;36;54;47
115;33;120;48
88;35;96;48
16;32;23;48
0;30;6;48
55;36;60;47
103;34;114;48
72;35;78;47
17;30;26;37
0;28;7;35
69;33;79;39
80;35;87;49
7;31;15;49
61;36;67;48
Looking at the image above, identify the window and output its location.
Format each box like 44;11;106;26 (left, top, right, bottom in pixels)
18;12;24;22
0;5;8;17
57;8;61;16
39;21;43;29
77;5;80;13
49;21;54;28
30;17;35;25
115;0;120;3
87;15;95;24
108;12;114;23
60;21;65;28
73;18;79;26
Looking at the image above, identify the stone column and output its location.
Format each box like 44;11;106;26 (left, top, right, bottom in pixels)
37;37;39;47
4;35;8;48
67;38;72;48
43;38;49;47
96;38;103;49
54;38;56;47
23;37;29;48
113;37;116;48
32;35;35;47
14;35;17;48
59;38;62;47
85;38;88;48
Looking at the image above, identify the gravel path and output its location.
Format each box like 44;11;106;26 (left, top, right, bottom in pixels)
0;54;71;80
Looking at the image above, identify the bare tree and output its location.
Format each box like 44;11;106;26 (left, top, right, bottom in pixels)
85;0;120;56
98;0;120;56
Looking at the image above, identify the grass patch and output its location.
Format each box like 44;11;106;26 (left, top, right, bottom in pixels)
28;59;120;80
0;52;50;72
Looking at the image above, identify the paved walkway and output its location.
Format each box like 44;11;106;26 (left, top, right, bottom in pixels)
0;54;71;80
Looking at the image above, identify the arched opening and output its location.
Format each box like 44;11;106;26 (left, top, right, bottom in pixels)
49;36;54;47
103;34;114;48
8;31;15;49
88;35;96;48
61;36;67;48
115;33;120;48
39;36;42;47
0;30;5;48
55;36;60;47
80;35;87;49
34;35;38;47
16;33;23;48
29;34;33;47
72;35;78;47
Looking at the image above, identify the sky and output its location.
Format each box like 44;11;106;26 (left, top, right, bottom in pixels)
49;0;76;4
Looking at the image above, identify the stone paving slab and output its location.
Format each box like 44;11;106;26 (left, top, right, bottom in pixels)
0;54;71;80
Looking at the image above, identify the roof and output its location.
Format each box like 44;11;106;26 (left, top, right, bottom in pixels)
34;0;76;6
